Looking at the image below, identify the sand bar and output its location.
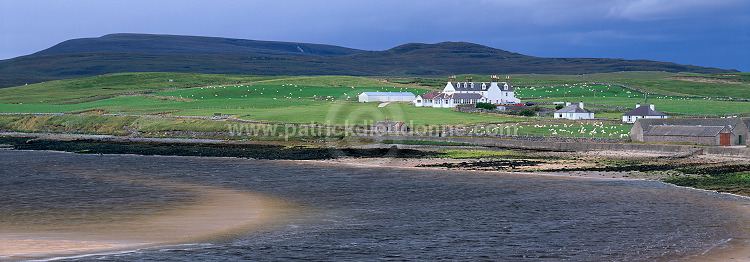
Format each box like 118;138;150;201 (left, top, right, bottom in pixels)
0;239;124;256
0;181;295;260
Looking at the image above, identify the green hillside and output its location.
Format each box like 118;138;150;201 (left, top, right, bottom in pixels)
0;34;737;88
2;72;750;139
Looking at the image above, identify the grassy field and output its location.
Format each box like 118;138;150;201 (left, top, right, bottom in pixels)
0;72;286;104
468;121;632;139
1;71;749;138
0;73;520;128
390;72;750;99
516;83;750;115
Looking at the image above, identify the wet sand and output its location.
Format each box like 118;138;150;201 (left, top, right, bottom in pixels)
0;239;123;257
0;182;294;260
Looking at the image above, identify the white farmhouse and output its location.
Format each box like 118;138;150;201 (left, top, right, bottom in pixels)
358;92;415;103
414;75;520;108
554;102;595;120
414;91;440;107
622;104;667;123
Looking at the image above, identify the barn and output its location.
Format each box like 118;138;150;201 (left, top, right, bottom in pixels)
358;92;415;102
630;118;748;146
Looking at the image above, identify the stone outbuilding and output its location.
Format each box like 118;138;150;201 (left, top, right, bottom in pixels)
372;118;409;133
622;104;667;123
630;118;748;146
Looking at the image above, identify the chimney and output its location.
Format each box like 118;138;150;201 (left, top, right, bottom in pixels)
466;77;473;82
579;101;584;109
650;104;655;111
636;103;641;108
448;75;457;84
490;75;499;83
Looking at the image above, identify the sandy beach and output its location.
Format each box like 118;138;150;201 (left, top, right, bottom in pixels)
0;239;124;257
0;181;294;260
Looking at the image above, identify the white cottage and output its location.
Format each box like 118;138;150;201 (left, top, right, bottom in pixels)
622;104;667;123
554;102;594;120
414;76;520;108
358;92;415;102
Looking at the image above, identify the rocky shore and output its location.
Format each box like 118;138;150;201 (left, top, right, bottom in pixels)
2;132;749;197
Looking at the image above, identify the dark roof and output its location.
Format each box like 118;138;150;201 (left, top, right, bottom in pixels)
419;91;440;99
636;118;742;130
645;125;726;137
555;104;593;113
434;93;485;99
452;93;485;99
623;105;667;116
452;82;512;92
453;82;487;92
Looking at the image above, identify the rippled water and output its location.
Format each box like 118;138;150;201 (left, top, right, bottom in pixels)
1;149;749;261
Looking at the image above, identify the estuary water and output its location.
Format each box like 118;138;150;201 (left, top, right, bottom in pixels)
1;149;749;261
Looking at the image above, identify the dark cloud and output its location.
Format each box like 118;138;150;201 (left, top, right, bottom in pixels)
1;0;747;71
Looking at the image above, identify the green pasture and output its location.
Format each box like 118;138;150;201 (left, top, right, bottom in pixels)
390;71;750;100
0;95;329;115
468;121;632;139
515;83;750;115
0;73;432;116
0;72;284;104
0;114;288;136
153;83;424;102
530;96;750;116
254;75;425;88
1;72;749;134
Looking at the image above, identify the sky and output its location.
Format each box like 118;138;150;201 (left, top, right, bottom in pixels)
1;0;748;71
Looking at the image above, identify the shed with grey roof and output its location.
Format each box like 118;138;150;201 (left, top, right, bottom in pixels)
630;118;748;146
358;92;416;102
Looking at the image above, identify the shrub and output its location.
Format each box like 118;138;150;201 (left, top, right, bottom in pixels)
518;109;536;117
476;102;497;110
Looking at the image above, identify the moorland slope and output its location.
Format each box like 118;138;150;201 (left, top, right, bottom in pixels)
0;34;737;88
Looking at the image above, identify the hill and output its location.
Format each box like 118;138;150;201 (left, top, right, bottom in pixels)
31;33;366;57
0;33;738;88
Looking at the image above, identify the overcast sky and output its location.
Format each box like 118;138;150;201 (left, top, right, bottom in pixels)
1;0;748;71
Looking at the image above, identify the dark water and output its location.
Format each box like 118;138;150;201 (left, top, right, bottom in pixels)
1;150;749;261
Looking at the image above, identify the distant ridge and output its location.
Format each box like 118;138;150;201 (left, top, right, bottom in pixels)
0;33;737;88
31;33;366;57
